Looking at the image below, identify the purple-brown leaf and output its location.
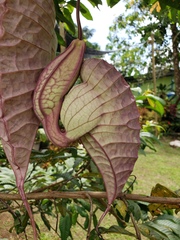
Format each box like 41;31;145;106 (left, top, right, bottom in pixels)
62;58;140;209
0;0;57;238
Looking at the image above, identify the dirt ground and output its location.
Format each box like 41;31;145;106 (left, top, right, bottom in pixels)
0;212;33;240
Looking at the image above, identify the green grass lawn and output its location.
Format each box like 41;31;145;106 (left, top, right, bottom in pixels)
133;137;180;195
0;137;179;240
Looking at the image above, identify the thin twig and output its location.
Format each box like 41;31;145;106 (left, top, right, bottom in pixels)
85;193;93;240
124;175;137;194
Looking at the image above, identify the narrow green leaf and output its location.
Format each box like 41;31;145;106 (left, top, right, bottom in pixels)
68;1;93;20
98;225;136;237
57;200;67;217
41;213;51;231
59;213;72;240
56;32;66;47
54;2;75;34
87;0;102;7
72;211;78;225
84;215;89;229
140;131;160;141
63;7;76;34
93;214;98;227
13;211;29;234
78;199;91;212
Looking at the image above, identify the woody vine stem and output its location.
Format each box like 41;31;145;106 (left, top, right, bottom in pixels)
0;192;180;204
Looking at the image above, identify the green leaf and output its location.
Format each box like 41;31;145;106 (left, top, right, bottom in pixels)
67;147;78;157
54;2;75;34
12;211;29;234
63;7;76;34
145;100;164;116
57;200;67;217
136;94;165;106
140;131;160;151
140;131;160;142
89;229;103;240
84;215;89;229
76;205;88;218
98;225;136;237
106;0;120;8
59;213;72;240
68;1;93;20
159;0;180;11
154;214;180;237
137;93;165;116
139;220;180;240
41;213;51;231
56;32;66;47
128;200;142;222
88;0;102;7
77;199;91;212
72;211;78;225
146;94;166;106
93;214;98;227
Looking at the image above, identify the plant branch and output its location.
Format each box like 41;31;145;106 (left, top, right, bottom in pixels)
0;191;180;205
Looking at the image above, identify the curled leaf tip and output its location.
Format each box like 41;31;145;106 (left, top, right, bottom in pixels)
33;39;86;147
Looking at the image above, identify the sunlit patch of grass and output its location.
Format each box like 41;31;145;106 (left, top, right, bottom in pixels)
132;137;180;195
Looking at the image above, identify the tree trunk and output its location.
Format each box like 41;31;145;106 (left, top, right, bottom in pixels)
171;23;180;97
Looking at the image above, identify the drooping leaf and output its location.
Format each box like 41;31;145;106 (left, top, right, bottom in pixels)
114;200;128;220
139;217;180;240
98;225;136;237
128;200;142;222
153;214;180;237
61;58;140;217
0;0;57;238
59;213;72;240
41;213;51;231
12;210;29;234
33;39;86;147
148;184;180;215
